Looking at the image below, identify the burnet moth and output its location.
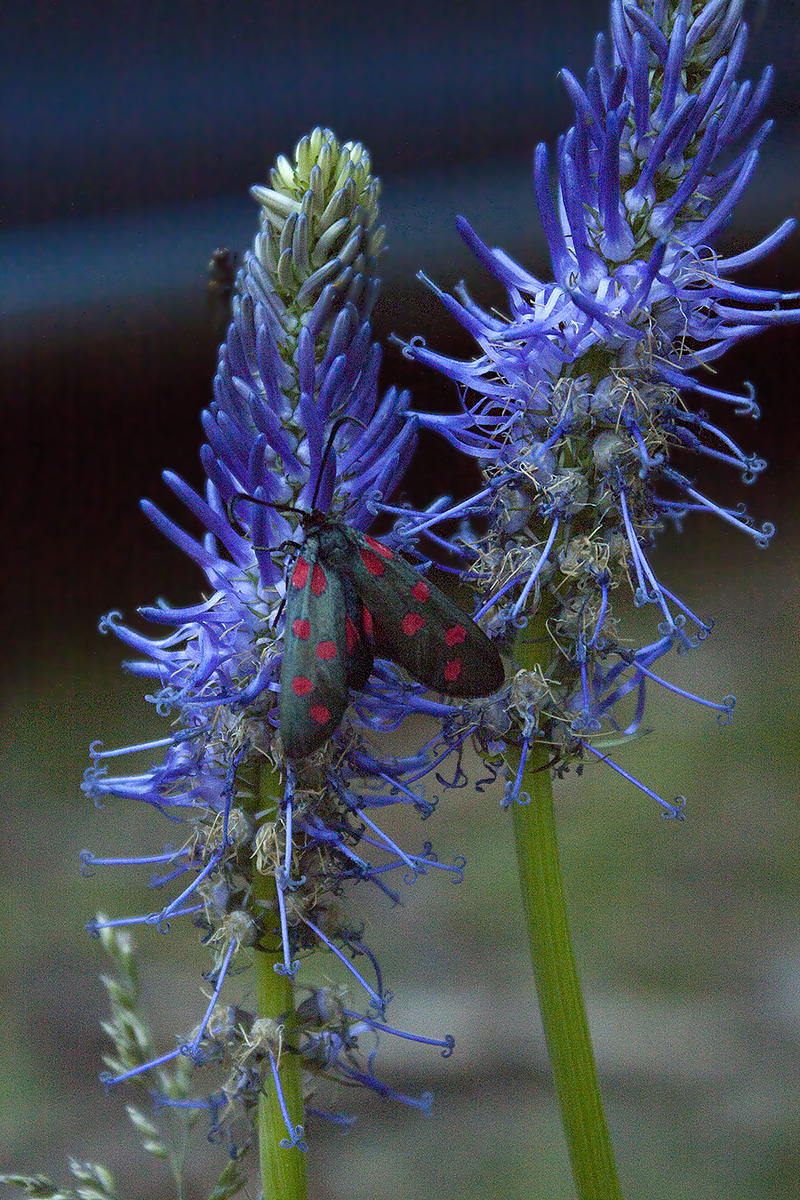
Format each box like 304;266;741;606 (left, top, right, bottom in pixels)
231;430;504;759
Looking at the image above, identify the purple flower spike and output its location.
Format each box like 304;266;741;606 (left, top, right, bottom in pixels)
404;1;799;813
86;129;472;1153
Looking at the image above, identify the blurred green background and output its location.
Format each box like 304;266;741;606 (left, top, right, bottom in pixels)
3;0;799;1196
4;522;800;1200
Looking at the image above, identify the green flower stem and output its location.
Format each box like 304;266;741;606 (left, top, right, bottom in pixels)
512;625;623;1200
248;763;309;1200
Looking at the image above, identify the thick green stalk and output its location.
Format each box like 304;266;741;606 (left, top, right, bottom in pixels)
249;764;308;1200
512;624;623;1200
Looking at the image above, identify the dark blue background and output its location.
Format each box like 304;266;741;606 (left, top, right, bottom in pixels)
3;0;798;639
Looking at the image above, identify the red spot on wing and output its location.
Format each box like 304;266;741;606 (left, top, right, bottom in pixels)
444;624;467;646
310;704;331;725
364;535;394;559
401;613;426;636
311;563;327;595
360;548;386;576
291;676;313;695
411;580;430;602
444;658;463;682
362;607;374;637
316;640;337;660
345;617;358;652
291;557;309;588
292;618;311;640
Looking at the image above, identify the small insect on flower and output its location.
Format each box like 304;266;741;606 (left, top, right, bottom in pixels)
206;246;238;341
234;480;505;758
279;514;505;757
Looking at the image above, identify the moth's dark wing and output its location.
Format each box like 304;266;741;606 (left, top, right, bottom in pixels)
342;575;375;691
339;531;504;697
279;537;349;759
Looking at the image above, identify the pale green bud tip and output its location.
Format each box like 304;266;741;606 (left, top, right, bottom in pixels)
249;127;385;306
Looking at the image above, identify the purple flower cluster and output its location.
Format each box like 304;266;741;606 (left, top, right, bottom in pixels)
83;129;465;1153
405;0;799;812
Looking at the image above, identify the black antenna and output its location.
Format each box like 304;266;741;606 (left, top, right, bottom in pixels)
226;493;304;534
227;416;368;535
309;416;367;511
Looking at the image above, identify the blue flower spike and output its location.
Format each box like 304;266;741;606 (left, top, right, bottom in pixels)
84;130;466;1164
405;0;799;813
396;6;798;1197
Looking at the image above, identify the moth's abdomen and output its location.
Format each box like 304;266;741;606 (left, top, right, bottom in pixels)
279;540;350;759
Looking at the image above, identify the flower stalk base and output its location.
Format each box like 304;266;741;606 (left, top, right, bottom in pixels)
512;628;623;1200
252;765;308;1200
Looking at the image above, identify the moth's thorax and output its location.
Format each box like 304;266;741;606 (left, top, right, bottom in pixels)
314;519;353;566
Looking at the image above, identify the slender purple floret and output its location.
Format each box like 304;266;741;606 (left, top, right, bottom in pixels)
403;0;799;813
84;130;465;1153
